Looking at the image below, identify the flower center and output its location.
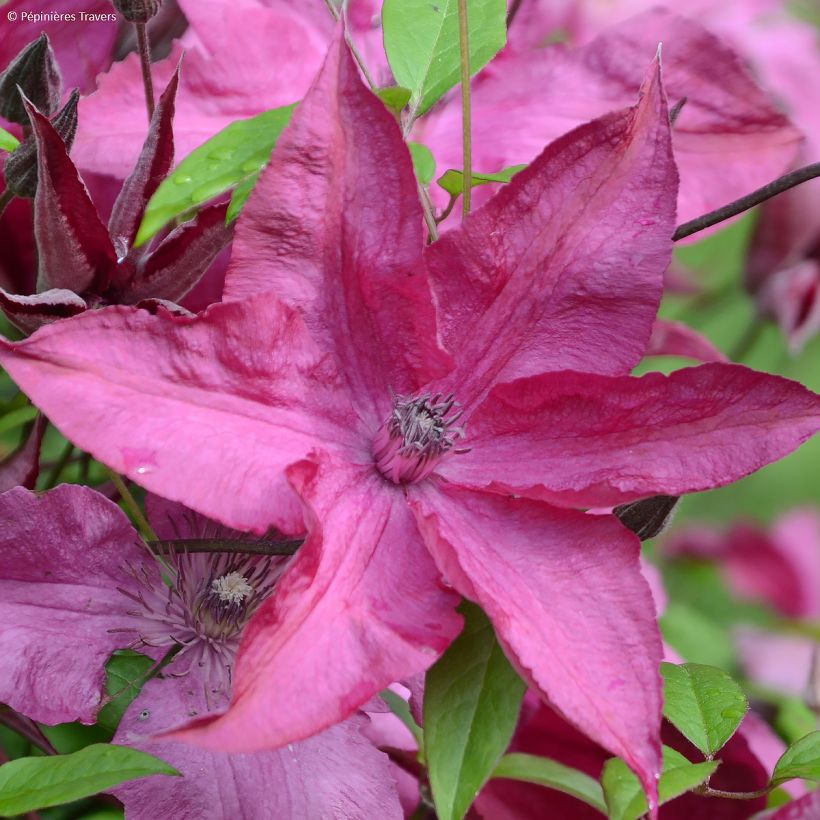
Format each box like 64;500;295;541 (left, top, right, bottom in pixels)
373;392;467;484
210;571;253;606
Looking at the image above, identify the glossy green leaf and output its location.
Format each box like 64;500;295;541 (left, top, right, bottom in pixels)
381;688;424;751
771;731;820;785
424;601;526;820
492;753;606;813
97;650;156;733
661;662;748;755
377;85;412;113
136;103;297;246
409;142;436;186
437;164;526;196
226;172;260;224
0;743;178;815
602;746;719;820
0;125;20;153
383;0;506;120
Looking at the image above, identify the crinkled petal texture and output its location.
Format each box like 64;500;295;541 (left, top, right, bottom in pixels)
225;33;451;419
417;8;800;222
410;484;663;804
113;674;402;820
0;485;152;724
440;365;820;507
0;287;88;335
425;55;677;405
0;298;361;534
170;455;462;751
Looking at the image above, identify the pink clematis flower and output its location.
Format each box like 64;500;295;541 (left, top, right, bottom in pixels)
2;36;820;807
0;483;403;818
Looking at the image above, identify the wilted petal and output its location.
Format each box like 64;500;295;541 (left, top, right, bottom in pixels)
168;456;461;751
0;297;361;534
226;34;451;419
441;364;820;508
113;673;402;820
646;319;727;362
0;485;153;724
426;56;676;405
0;414;45;491
411;483;663;806
0;287;87;334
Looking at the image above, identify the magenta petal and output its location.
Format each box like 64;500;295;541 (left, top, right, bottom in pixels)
167;457;461;752
442;364;820;507
113;674;402;820
426;56;676;405
225;34;452;417
646;319;727;362
0;485;153;724
0;287;88;334
411;483;663;806
765;790;820;819
23;97;116;294
0;297;360;534
0;414;45;492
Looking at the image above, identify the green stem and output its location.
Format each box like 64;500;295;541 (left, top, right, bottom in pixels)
106;469;158;541
43;439;74;489
457;0;472;220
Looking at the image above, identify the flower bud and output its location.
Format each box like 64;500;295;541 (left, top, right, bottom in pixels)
613;495;680;541
112;0;162;23
0;35;62;125
4;90;80;198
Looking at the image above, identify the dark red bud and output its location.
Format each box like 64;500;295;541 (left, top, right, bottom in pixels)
112;0;162;23
0;34;62;125
613;495;680;541
4;90;80;198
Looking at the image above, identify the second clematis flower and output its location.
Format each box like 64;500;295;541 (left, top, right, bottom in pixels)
1;34;819;807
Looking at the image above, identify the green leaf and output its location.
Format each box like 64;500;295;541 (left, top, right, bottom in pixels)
661;662;748;756
383;0;506;120
601;746;719;820
659;602;736;669
0;125;19;153
409;142;436;186
771;731;820;785
492;753;606;813
136;103;297;246
0;743;178;815
225;172;260;224
377;85;412;113
436;164;525;196
424;601;526;820
97;650;156;733
381;688;424;751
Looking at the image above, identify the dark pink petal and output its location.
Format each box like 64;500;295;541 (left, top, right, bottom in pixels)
24;97;116;294
763;790;820;819
0;414;45;491
646;319;727;362
0;287;87;334
113;674;402;820
426;56;676;405
0;297;361;534
108;65;181;263
225;34;451;419
410;483;663;807
168;456;461;751
122;203;234;305
0;485;153;724
758;260;820;354
441;364;820;508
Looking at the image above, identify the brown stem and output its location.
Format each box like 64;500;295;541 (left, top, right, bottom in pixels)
148;537;304;557
0;188;14;219
673;161;820;241
695;784;772;801
457;0;473;220
0;708;58;755
135;21;155;122
419;183;440;242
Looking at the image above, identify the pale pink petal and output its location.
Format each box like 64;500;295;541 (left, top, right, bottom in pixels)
737;629;815;699
0;485;153;724
168;456;461;751
426;56;676;406
0;297;361;534
646;319;727;362
410;483;663;807
225;34;451;418
440;364;820;508
113;673;402;819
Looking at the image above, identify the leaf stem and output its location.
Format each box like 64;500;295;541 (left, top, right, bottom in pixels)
695;784;772;801
135;21;155;123
419;183;440;242
0;188;14;219
147;537;303;557
457;0;473;220
673;162;820;241
106;469;158;542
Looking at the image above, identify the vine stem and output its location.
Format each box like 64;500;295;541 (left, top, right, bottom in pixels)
135;21;155;122
457;0;473;220
673;161;820;241
695;784;772;801
147;538;304;557
106;469;158;541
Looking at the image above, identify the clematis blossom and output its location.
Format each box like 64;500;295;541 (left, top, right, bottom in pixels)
0;484;403;818
2;36;820;808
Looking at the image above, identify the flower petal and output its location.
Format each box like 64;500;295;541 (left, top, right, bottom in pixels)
225;33;452;419
410;483;663;806
0;485;152;724
0;287;88;334
0;297;360;534
646;319;727;363
113;673;402;820
168;456;461;751
426;55;676;405
441;364;820;507
0;414;45;492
